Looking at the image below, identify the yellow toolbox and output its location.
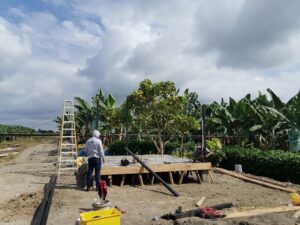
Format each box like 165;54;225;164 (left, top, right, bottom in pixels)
80;208;121;225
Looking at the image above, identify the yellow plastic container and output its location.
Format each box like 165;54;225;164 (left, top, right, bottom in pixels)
291;193;300;206
80;208;121;225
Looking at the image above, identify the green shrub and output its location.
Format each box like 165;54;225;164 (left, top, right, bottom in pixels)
220;146;300;183
207;138;224;166
108;140;156;155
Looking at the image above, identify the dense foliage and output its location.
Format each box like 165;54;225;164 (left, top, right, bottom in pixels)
0;124;35;134
55;78;300;152
220;146;300;183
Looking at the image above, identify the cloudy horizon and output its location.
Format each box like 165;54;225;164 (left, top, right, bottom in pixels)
1;0;300;130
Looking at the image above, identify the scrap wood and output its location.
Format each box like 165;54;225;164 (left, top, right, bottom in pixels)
161;203;233;220
225;206;300;219
214;168;297;193
293;210;300;218
196;197;207;207
242;173;288;188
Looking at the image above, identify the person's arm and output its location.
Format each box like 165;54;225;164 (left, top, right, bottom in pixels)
98;140;105;164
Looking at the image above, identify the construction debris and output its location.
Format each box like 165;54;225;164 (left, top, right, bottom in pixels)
214;168;297;193
225;205;300;219
161;203;233;220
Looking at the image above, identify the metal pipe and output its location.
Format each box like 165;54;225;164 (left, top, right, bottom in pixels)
125;147;180;197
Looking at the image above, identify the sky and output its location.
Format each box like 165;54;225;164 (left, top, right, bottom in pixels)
1;0;300;130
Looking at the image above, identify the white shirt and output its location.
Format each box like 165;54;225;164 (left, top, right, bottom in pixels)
85;137;105;159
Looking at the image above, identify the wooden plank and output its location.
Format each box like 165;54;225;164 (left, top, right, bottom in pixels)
138;174;144;186
101;162;212;175
242;173;288;188
169;172;174;185
120;175;126;187
225;206;300;219
214;168;297;193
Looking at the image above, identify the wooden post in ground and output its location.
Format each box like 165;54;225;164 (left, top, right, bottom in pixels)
178;171;185;185
108;175;112;187
151;175;155;185
138;174;144;186
169;172;174;185
120;175;126;187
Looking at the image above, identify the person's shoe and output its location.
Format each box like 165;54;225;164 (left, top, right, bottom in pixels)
86;187;90;192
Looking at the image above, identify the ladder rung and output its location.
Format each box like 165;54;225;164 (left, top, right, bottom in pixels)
63;121;74;123
62;128;74;131
61;152;75;155
62;136;75;138
64;114;74;116
60;159;75;162
65;106;74;109
61;143;76;146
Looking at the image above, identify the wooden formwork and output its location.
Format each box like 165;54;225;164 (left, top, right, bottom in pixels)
100;155;214;187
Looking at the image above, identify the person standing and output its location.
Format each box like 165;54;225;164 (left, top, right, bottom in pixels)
85;130;105;193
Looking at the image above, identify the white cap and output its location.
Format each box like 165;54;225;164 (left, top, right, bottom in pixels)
92;130;100;138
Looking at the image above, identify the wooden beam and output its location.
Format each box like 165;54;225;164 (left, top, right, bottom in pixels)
242;173;288;188
101;162;212;175
214;168;297;193
225;206;300;219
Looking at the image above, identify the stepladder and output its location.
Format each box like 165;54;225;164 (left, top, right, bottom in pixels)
58;100;78;175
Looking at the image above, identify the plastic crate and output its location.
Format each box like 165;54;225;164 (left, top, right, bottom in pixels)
80;208;121;225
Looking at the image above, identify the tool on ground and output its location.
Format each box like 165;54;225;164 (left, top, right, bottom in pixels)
125;147;180;197
161;203;233;220
58;100;78;175
97;180;108;200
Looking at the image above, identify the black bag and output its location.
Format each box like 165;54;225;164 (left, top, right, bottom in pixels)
120;158;130;166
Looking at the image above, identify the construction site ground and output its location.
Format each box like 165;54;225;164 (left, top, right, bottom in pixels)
0;139;299;225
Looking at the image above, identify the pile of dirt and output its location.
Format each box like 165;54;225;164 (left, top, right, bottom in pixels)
0;191;43;222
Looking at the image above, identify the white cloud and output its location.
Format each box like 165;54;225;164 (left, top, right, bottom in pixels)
1;0;300;130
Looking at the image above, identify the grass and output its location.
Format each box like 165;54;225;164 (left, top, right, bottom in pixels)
0;153;17;163
0;136;58;163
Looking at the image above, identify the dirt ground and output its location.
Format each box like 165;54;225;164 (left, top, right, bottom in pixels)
1;139;300;225
0;139;57;225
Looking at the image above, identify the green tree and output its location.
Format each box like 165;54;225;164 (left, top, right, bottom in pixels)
127;79;199;154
